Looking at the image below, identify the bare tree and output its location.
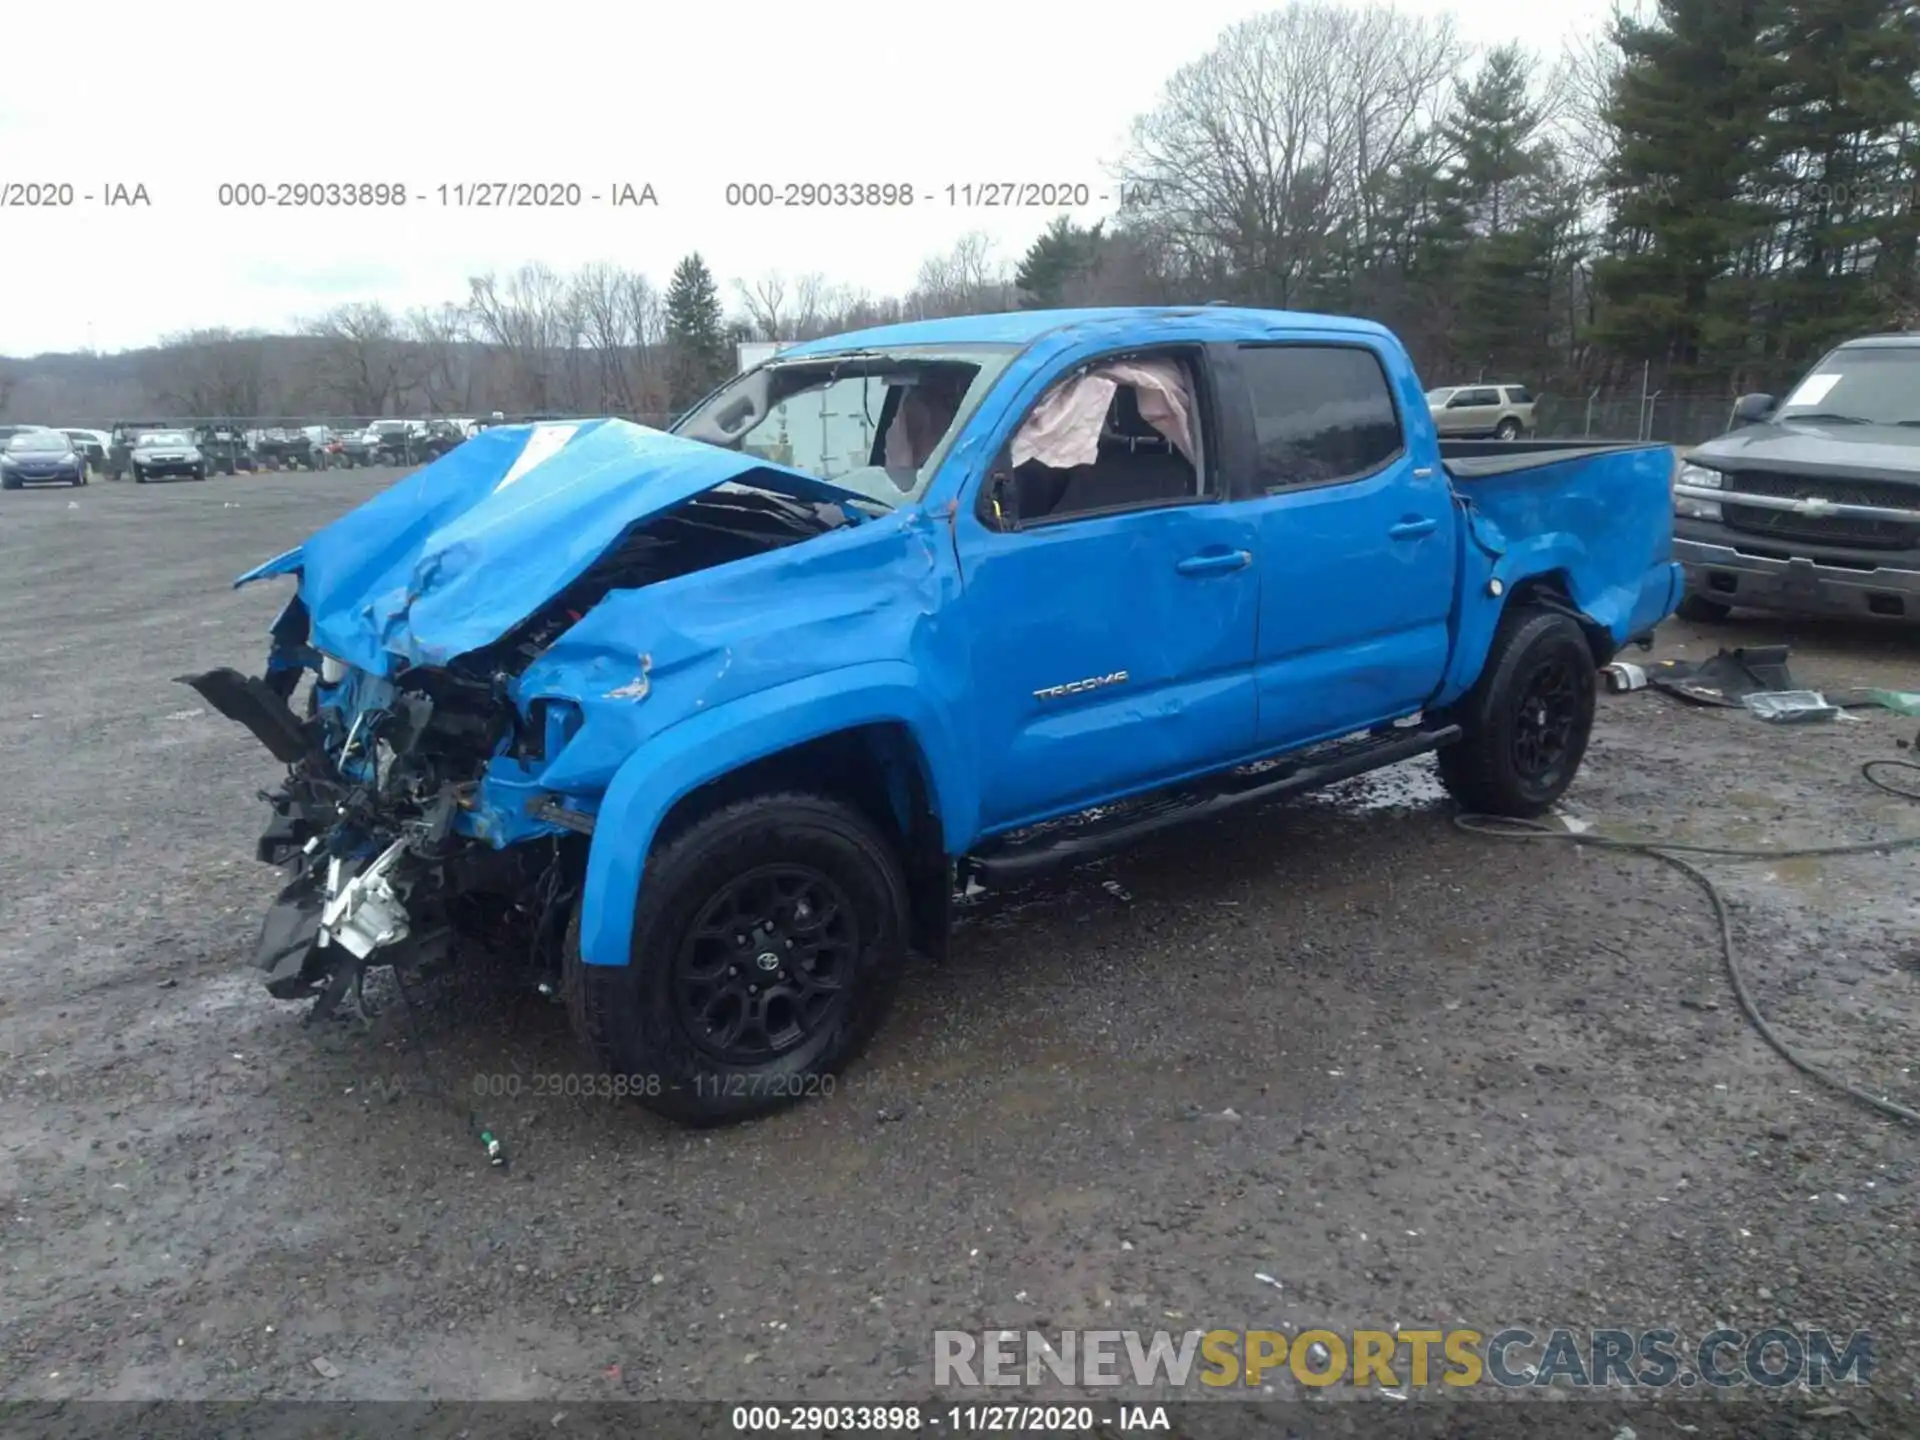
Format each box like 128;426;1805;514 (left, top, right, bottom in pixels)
790;273;832;339
467;264;575;412
908;231;1015;317
406;304;473;415
734;272;790;340
145;328;275;416
568;262;664;415
302;302;425;417
1547;24;1629;199
1116;1;1462;306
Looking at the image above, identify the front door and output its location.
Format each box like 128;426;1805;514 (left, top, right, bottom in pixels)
950;350;1260;830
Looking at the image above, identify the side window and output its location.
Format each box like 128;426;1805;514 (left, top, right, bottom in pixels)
1002;353;1208;526
1460;387;1497;406
1505;386;1533;405
1239;344;1404;491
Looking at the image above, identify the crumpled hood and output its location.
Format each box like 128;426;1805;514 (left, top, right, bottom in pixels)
235;418;875;676
1688;420;1920;483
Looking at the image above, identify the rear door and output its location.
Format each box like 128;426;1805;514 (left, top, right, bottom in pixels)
1216;340;1457;749
950;346;1261;829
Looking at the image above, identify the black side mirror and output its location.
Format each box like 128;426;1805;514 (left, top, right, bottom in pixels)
1731;393;1775;427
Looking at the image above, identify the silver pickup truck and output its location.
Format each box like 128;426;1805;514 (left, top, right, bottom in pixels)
1674;333;1920;623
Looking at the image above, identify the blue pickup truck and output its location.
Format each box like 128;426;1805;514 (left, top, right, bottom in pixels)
185;306;1683;1124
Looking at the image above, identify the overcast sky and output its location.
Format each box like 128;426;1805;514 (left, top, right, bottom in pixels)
2;0;1614;357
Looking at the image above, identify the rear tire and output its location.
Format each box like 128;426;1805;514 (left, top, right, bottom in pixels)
1436;606;1597;818
1676;593;1731;623
564;791;910;1126
1495;417;1522;440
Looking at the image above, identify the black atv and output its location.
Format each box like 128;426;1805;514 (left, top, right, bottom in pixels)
193;424;250;477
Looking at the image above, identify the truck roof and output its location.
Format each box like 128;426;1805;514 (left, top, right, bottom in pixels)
776;305;1390;358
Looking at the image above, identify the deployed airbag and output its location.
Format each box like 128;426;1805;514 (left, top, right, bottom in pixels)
1011;359;1197;470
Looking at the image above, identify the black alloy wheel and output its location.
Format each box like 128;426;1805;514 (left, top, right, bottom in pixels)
1435;606;1597;817
674;864;858;1065
1510;655;1580;784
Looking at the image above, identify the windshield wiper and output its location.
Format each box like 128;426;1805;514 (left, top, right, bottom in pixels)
1780;411;1869;425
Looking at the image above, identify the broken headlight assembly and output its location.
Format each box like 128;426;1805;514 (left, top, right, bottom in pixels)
1674;462;1724;521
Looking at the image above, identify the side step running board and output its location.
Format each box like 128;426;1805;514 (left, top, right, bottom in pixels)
966;724;1460;885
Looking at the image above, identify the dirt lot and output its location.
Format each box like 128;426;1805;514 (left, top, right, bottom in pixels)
1;468;1918;1410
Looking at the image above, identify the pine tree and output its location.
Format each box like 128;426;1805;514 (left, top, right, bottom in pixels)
1440;45;1547;239
1590;0;1790;379
1423;45;1571;381
664;252;730;410
1762;0;1920;361
1015;216;1106;307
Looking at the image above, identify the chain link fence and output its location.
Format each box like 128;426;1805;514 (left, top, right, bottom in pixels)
1533;391;1741;447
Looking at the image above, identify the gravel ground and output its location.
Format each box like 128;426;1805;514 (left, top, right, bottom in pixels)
1;469;1917;1415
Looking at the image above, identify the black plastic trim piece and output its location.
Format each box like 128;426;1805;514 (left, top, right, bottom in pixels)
177;667;317;765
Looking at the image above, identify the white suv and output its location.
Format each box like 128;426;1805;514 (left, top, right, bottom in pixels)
1428;384;1536;439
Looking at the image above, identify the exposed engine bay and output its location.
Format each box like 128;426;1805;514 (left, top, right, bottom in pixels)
184;483;846;1018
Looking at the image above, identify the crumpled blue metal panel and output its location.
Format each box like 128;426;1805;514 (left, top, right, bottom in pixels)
234;419;875;675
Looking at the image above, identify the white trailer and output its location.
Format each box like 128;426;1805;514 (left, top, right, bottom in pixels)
736;341;790;373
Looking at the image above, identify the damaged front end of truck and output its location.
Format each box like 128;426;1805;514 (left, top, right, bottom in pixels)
181;418;885;1019
181;621;578;1018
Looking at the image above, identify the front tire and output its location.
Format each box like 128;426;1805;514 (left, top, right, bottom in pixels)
1436;606;1597;818
132;464;147;484
565;792;910;1126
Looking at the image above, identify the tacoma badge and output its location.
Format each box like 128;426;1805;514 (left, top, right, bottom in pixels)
1034;670;1129;701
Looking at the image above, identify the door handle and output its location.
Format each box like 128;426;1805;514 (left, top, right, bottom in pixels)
1175;549;1252;576
1389;517;1438;540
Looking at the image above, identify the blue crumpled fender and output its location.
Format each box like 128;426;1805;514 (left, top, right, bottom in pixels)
574;663;974;968
1432;445;1684;707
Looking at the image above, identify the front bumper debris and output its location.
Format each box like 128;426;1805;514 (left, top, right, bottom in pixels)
318;839;413;959
179;667;317;764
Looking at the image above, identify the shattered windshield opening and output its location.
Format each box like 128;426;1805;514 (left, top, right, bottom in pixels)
671;344;1019;508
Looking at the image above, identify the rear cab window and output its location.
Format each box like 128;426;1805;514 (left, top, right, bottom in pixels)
1236;344;1405;491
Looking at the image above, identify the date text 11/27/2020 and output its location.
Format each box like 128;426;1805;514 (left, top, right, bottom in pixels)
720;181;1168;208
469;1070;843;1102
211;182;660;208
730;1405;1169;1432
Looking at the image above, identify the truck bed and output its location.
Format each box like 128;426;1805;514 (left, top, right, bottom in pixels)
1440;438;1670;480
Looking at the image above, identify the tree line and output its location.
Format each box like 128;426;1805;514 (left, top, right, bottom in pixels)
3;0;1914;434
